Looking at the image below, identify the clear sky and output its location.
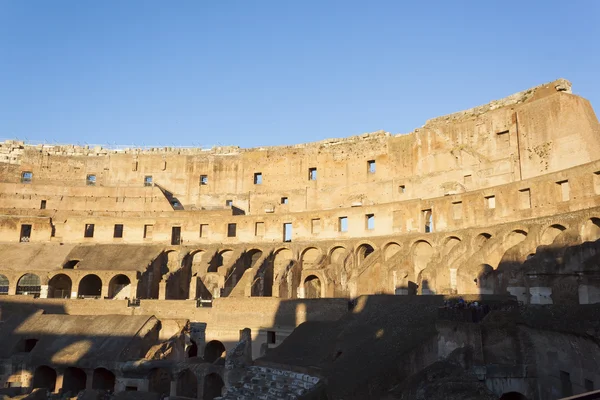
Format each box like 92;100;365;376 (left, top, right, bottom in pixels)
0;1;599;148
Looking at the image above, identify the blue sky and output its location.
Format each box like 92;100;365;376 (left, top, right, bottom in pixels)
0;1;598;148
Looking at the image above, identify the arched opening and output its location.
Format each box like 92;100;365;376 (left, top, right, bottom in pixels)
443;236;461;256
304;275;322;298
540;224;566;246
17;338;38;353
108;274;131;299
357;244;375;264
330;247;347;265
581;218;600;242
63;260;80;269
412;241;433;276
32;366;57;392
273;248;296;298
203;373;224;400
0;274;9;295
191;250;206;271
246;249;263;268
92;368;115;391
475;264;495;294
148;368;171;396
204;340;226;363
301;248;321;269
208;250;233;273
383;243;401;261
499;392;528;400
63;367;87;394
474;233;492;249
506;230;527;247
78;274;102;298
187;339;198;358
176;369;198;398
16;273;41;297
48;274;72;299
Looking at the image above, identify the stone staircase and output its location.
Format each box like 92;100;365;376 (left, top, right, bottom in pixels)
216;366;320;400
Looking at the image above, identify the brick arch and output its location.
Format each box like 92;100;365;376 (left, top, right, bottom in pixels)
77;274;102;298
300;247;323;269
301;270;328;298
382;242;402;261
539;223;567;246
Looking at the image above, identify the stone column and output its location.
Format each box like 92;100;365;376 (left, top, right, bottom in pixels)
188;276;197;300
158;282;167;300
8;280;17;295
39;284;49;299
101;285;110;299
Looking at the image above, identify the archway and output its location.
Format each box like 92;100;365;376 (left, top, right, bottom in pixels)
383;243;401;261
330;246;347;265
63;367;86;394
443;236;461;256
16;273;41;297
412;241;433;276
208;250;233;273
204;340;226;363
357;244;375;264
301;248;321;269
78;274;102;298
48;274;72;299
540;224;566;246
475;264;495;294
148;368;171;396
32;366;56;392
246;249;263;268
0;274;8;295
203;373;224;400
499;392;528;400
304;275;322;298
176;369;198;398
473;233;492;249
273;248;296;298
581;218;600;242
108;274;131;299
187;339;198;358
92;368;115;391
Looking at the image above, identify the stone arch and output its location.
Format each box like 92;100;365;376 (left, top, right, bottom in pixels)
48;274;72;299
581;217;600;242
412;240;433;277
108;274;131;299
475;264;495;294
92;368;115;391
329;246;347;264
32;365;56;392
187;339;198;358
304;275;322;298
0;274;9;295
204;340;226;363
499;392;528;400
504;230;528;249
383;242;401;261
443;236;461;255
63;367;87;394
301;247;322;269
208;250;234;273
77;274;102;298
473;233;492;249
356;243;375;264
176;369;198;398
203;373;224;400
16;273;41;297
246;249;263;268
273;248;297;299
540;224;566;246
148;368;171;396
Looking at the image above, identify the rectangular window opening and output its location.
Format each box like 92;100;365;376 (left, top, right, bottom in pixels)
144;176;153;187
171;226;181;245
144;224;153;239
255;222;265;237
464;174;472;185
283;223;292;242
225;199;233;207
339;216;348;233
399;185;406;194
422;209;433;233
84;224;95;238
131;161;138;171
21;171;32;184
40;200;47;210
519;188;531;209
280;197;288;205
496;130;510;147
200;224;208;238
585;379;594;392
267;331;276;344
557;180;570;202
560;371;573;397
20;224;32;242
311;218;321;234
308;167;317;181
367;160;376;174
227;223;237;237
86;174;96;186
254;172;263;185
113;224;123;238
452;201;462;220
485;195;496;209
200;175;208;185
366;214;375;230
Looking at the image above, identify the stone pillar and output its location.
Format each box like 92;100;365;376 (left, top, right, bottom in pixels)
39;284;49;299
158;282;167;300
101;285;109;299
8;281;17;295
85;370;94;389
169;380;177;396
188;276;197;300
54;372;64;394
71;290;78;299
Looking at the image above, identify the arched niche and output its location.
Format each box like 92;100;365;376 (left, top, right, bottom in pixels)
16;273;41;297
108;274;131;299
301;247;321;269
383;242;401;261
304;275;322;298
78;274;102;298
540;224;566;246
412;241;433;277
581;218;600;242
48;274;72;299
204;340;226;363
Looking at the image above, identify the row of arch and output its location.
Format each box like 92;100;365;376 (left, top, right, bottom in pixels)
0;273;131;299
32;366;115;393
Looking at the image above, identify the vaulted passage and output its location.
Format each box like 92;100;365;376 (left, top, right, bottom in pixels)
78;274;102;298
203;373;224;400
176;369;198;398
108;274;131;299
92;368;115;391
204;340;226;363
63;367;87;394
48;274;72;298
148;368;171;396
32;366;57;392
304;275;322;298
16;273;41;297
